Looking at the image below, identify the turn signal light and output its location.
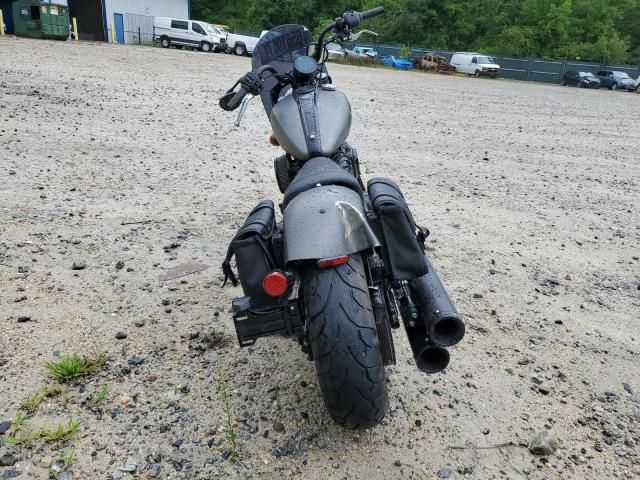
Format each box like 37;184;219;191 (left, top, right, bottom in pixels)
317;256;349;269
262;271;289;297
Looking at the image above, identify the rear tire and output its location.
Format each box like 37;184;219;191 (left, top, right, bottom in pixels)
160;36;170;48
611;83;618;91
302;254;388;429
234;43;247;56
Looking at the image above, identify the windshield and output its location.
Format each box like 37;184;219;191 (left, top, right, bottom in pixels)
614;72;630;79
252;24;313;116
327;43;342;51
477;56;494;64
206;24;221;35
579;72;590;77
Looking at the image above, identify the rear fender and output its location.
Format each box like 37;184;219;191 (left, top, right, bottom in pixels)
283;186;380;262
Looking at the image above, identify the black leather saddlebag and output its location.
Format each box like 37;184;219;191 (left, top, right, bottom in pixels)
222;200;280;308
367;178;429;281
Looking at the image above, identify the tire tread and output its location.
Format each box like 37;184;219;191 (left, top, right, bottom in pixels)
303;254;388;429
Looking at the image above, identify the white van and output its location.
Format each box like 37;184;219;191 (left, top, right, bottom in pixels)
153;17;226;53
450;52;500;77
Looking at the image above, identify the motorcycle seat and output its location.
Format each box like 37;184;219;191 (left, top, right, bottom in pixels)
282;157;362;208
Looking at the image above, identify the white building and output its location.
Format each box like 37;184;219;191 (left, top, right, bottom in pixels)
68;0;190;43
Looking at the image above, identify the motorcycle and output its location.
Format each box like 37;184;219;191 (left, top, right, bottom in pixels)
219;7;465;429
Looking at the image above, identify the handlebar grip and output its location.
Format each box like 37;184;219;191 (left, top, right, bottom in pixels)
225;86;248;111
360;6;385;20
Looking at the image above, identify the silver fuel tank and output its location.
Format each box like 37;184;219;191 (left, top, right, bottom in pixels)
269;88;352;160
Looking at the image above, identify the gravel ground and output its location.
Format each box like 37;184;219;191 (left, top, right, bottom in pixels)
1;36;639;479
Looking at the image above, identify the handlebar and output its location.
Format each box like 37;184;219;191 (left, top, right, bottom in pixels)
315;6;385;61
220;7;385;110
360;6;385;20
220;66;277;111
222;86;248;111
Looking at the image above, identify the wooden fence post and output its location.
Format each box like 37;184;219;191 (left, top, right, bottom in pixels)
72;17;78;40
0;9;5;36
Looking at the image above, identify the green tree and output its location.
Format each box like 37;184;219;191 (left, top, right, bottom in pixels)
191;0;640;64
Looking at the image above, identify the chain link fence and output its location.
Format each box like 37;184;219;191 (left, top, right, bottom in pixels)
100;20;640;83
343;42;640;83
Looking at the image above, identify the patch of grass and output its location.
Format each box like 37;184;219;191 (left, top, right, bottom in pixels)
11;412;26;432
4;427;39;446
4;414;38;446
49;450;74;479
214;364;239;462
40;420;80;443
4;419;80;446
87;386;109;409
44;350;107;381
20;385;64;414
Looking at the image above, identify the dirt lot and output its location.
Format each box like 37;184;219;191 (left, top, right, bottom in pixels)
0;36;639;479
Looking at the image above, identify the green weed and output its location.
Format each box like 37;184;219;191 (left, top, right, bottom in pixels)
20;385;64;414
40;420;80;443
87;386;109;408
214;364;239;462
44;350;107;381
4;419;80;446
11;412;26;432
48;450;74;479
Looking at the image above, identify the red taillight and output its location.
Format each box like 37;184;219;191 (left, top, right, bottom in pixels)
268;134;280;146
316;256;349;269
262;271;289;297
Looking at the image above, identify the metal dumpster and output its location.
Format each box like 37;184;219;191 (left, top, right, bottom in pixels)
13;0;69;40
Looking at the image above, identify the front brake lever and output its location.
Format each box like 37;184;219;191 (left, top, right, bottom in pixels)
235;94;255;127
350;29;379;42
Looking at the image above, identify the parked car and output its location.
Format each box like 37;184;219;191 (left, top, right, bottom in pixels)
382;55;413;70
415;53;454;73
153;17;225;52
326;43;347;59
346;46;377;59
560;71;600;88
223;30;260;56
450;52;500;77
596;70;637;91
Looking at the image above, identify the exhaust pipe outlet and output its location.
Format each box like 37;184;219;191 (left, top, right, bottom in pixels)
409;257;465;347
402;319;450;373
415;342;450;374
399;301;451;374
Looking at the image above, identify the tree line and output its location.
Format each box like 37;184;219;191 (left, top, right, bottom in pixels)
192;0;640;64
